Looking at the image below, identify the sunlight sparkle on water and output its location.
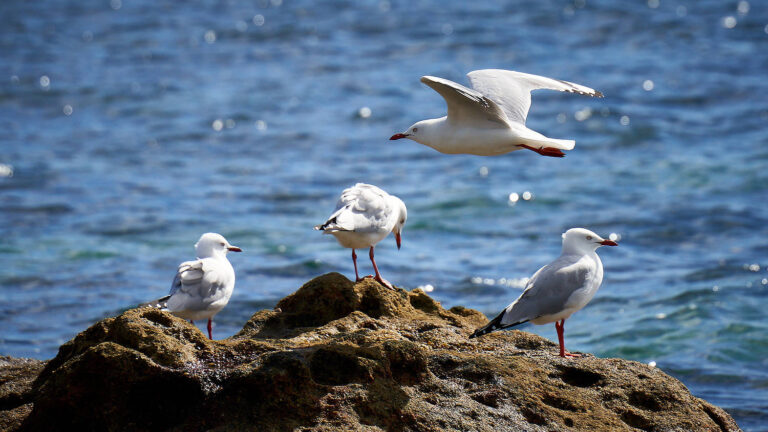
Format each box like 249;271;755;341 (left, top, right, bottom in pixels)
648;361;657;368
253;15;265;26
574;107;592;121
723;16;737;29
63;105;73;116
204;30;217;43
508;192;519;204
471;276;528;288
39;75;50;89
647;0;659;9
643;80;654;91
358;107;371;118
737;1;750;15
418;284;435;293
0;164;13;178
609;232;621;241
479;166;489;177
620;115;630;126
212;119;224;131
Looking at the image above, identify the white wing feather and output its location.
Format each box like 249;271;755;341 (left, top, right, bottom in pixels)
420;75;510;127
315;183;395;233
467;69;603;125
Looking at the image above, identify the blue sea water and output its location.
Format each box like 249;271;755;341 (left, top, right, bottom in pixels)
1;0;767;428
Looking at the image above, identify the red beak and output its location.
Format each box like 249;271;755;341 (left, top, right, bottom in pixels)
227;246;243;252
395;232;401;250
599;240;618;246
390;133;408;140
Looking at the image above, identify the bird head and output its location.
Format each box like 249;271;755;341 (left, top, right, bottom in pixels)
195;233;242;258
561;228;618;254
390;120;434;145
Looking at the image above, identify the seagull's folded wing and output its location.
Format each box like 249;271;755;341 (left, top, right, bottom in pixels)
467;69;603;125
167;259;224;312
500;255;591;326
420;76;509;127
321;184;392;233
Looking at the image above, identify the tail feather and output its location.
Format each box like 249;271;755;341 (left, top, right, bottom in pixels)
518;136;575;151
139;295;171;309
469;310;527;339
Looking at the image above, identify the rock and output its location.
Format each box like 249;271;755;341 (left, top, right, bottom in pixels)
0;356;44;431
0;273;741;431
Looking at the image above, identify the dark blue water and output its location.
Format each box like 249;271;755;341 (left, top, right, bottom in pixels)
1;0;767;428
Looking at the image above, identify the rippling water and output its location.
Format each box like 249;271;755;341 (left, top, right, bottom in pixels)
1;0;767;428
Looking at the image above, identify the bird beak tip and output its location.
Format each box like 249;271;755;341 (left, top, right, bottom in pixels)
395;233;402;249
600;240;618;247
390;133;407;140
227;246;243;252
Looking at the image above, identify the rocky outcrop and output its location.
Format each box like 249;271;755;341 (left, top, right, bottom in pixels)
0;273;740;431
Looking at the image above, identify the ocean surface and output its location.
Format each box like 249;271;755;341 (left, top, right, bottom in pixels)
1;0;767;428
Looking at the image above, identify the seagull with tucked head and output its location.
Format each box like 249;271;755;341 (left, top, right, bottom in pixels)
315;183;407;289
391;69;603;157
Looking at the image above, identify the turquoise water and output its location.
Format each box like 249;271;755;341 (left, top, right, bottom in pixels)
1;0;767;429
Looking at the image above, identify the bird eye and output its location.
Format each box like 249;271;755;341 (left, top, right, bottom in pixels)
412;127;418;133
220;242;226;246
586;235;593;240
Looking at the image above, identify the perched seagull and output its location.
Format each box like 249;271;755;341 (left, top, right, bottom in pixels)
315;183;407;289
470;228;617;358
390;69;603;157
144;233;242;339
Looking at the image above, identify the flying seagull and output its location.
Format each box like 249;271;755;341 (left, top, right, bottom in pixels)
391;69;603;157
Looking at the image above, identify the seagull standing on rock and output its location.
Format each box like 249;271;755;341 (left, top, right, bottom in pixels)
470;228;617;358
390;69;603;157
145;232;242;339
315;183;407;290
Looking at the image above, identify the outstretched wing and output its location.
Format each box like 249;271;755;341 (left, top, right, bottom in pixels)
420;75;510;127
467;69;603;125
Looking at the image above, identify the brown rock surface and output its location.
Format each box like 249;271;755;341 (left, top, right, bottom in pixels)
0;273;741;431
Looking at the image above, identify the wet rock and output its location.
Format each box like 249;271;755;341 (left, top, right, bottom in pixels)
0;273;741;431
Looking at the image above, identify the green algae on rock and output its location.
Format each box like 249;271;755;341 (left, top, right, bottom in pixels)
0;273;741;431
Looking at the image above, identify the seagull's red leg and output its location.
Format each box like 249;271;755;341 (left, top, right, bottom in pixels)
555;320;581;358
207;319;213;340
352;249;362;281
519;144;565;158
369;246;394;289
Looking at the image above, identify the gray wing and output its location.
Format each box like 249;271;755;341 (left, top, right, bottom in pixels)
467;69;603;125
420;76;509;127
314;183;393;233
166;259;223;312
500;255;591;326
